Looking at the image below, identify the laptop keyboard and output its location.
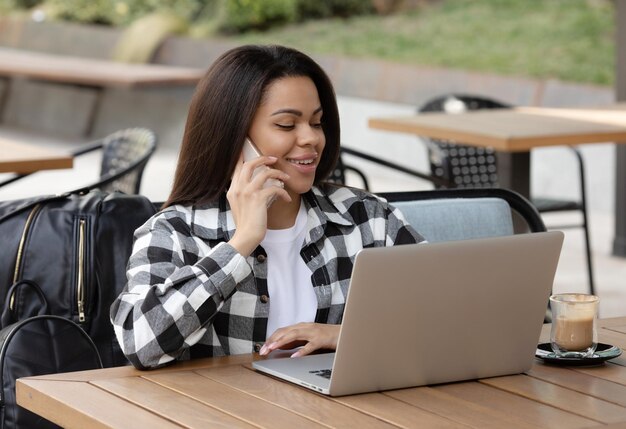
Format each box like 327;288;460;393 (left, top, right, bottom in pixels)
309;369;332;379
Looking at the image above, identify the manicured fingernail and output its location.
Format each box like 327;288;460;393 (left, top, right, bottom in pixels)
268;156;277;160
259;345;267;355
290;351;301;358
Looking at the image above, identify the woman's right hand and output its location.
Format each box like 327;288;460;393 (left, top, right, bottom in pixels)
227;153;290;257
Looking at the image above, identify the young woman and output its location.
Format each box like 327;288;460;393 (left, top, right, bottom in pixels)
111;45;424;369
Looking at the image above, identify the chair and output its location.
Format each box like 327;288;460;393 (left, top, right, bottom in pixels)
378;187;546;242
327;147;448;190
327;149;371;190
70;127;157;194
418;94;594;295
1;128;157;195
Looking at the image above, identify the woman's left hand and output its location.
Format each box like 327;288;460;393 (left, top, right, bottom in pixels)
259;323;340;358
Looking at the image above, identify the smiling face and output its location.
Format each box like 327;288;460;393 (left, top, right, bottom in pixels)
248;76;325;199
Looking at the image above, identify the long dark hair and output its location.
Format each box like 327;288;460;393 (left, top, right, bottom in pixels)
163;45;340;208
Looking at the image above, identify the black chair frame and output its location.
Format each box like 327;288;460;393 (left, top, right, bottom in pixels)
69;128;156;194
1;128;156;195
378;187;547;234
329;146;450;191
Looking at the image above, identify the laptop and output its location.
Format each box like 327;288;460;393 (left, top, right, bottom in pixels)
252;231;564;396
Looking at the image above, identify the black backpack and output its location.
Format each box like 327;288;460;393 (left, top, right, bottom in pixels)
0;189;157;368
0;281;102;429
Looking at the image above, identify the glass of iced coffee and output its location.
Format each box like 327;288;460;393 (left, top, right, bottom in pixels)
550;294;599;358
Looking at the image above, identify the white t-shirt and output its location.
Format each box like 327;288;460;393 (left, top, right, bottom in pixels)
261;203;317;338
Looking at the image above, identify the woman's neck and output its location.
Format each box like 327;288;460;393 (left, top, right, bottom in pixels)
267;192;302;230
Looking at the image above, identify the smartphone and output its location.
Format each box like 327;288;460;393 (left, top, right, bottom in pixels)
242;137;283;206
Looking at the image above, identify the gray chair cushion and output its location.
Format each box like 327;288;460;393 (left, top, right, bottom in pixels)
391;198;514;243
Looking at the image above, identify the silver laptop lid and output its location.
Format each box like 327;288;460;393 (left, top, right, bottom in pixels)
328;231;563;396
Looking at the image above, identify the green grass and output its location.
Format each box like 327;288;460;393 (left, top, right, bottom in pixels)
223;0;615;86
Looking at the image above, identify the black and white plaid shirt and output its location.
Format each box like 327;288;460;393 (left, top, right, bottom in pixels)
111;184;424;369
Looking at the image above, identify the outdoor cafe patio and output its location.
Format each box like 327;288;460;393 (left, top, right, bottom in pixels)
1;1;626;427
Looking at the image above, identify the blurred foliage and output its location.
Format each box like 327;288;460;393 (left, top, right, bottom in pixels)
1;0;374;29
112;12;188;62
216;0;299;32
298;0;373;19
210;0;373;32
232;0;615;86
0;0;615;85
42;0;207;26
0;0;40;11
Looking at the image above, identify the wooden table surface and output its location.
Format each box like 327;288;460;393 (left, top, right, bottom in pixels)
368;103;626;201
368;104;626;152
0;137;72;174
0;47;205;137
17;317;626;428
0;47;205;88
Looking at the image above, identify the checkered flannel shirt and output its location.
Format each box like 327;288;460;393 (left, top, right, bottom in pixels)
111;184;424;369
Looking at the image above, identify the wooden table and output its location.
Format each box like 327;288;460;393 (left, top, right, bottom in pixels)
0;47;205;88
0;137;72;174
17;317;626;428
370;104;626;257
0;47;205;135
369;104;626;198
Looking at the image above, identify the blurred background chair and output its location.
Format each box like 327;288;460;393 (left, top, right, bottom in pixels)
378;187;546;242
327;146;449;190
327;149;371;190
1;128;157;195
418;94;594;295
71;127;157;194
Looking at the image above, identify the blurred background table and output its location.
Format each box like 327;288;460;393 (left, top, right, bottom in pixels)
0;137;72;174
0;47;205;137
16;316;626;429
369;104;626;256
0;47;204;88
369;104;626;198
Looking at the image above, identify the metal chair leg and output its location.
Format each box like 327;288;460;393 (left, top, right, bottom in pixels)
581;212;595;296
574;147;595;296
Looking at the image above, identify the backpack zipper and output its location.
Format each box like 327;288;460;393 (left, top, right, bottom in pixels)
10;203;90;323
77;218;86;322
10;204;43;311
